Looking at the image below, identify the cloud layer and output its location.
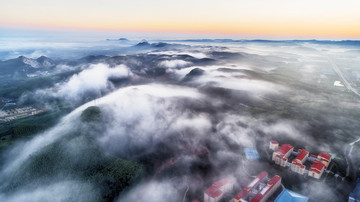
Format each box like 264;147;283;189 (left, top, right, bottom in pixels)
1;40;360;202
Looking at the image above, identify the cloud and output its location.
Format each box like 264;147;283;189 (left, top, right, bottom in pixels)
1;84;205;176
1;83;212;201
215;114;257;147
118;181;181;202
20;63;130;105
153;51;208;59
56;63;129;99
0;110;80;176
301;181;342;201
180;65;288;96
0;180;98;202
159;59;192;68
1;40;357;202
52;64;78;74
90;84;207;156
27;50;51;59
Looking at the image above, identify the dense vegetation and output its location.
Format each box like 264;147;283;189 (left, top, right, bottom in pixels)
81;106;102;122
1;106;145;202
0;111;62;150
0;70;80;98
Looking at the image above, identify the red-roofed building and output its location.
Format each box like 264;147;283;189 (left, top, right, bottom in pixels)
212;179;232;187
291;161;306;175
204;179;234;202
250;175;282;202
294;149;309;164
291;149;309;175
233;172;268;202
317;152;332;167
272;144;294;167
308;160;325;179
318;153;331;160
269;141;279;151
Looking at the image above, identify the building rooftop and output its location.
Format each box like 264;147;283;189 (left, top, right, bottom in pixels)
205;186;218;196
309;161;325;174
235;172;268;200
275;144;294;156
212;179;232;188
244;148;260;160
275;189;308;202
349;178;360;201
204;187;223;199
212;190;222;198
295;149;308;161
205;179;232;199
318;152;331;161
250;175;281;202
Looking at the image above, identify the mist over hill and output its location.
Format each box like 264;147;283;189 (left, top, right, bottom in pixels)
1;39;360;202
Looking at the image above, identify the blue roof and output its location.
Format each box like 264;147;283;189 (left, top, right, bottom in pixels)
275;189;308;202
350;179;360;200
244;148;259;160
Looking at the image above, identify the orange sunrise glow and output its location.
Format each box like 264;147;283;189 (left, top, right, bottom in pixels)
1;0;360;39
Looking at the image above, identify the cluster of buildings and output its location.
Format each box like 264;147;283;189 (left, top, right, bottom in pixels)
270;141;332;179
0;97;16;110
202;171;308;202
196;140;353;202
0;106;46;122
232;171;282;202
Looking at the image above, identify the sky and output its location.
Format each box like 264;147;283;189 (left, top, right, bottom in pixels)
1;0;360;39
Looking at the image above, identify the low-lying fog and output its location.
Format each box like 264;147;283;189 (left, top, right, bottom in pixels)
1;39;360;202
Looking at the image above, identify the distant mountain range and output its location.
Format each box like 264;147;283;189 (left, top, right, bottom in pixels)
133;40;186;49
106;38;131;42
166;39;360;45
0;56;56;78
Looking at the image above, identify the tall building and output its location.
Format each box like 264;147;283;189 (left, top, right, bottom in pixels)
204;179;233;202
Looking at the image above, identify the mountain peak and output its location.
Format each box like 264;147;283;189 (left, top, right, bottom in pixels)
17;55;27;60
17;56;40;68
36;56;55;67
37;55;48;60
135;40;150;46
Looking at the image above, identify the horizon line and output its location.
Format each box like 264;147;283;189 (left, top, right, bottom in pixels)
1;23;360;41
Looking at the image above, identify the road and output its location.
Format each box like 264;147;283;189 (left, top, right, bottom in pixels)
348;137;360;156
346;137;360;180
304;43;360;97
325;55;360;97
344;144;358;185
182;184;189;202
